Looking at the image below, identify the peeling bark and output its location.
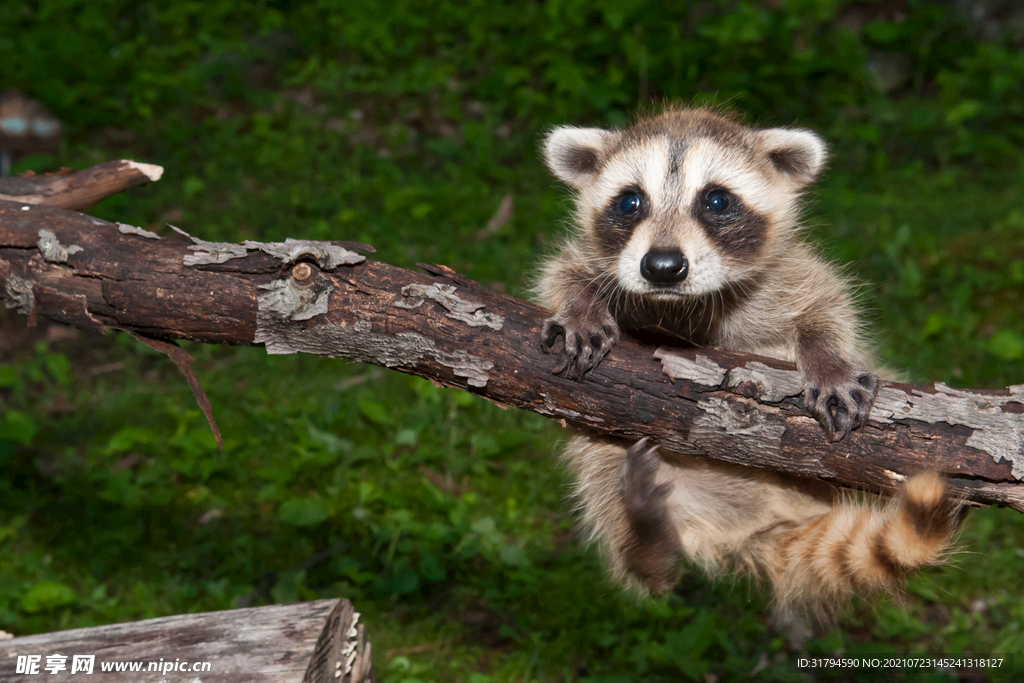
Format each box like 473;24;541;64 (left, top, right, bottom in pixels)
1;269;34;316
118;222;161;239
37;229;83;263
2;180;1023;512
393;283;505;330
173;225;369;269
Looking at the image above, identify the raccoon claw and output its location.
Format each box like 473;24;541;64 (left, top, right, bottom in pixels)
540;313;619;380
541;319;564;351
622;438;673;524
804;371;879;442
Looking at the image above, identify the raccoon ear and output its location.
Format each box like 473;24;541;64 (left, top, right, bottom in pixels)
542;126;618;188
759;128;828;186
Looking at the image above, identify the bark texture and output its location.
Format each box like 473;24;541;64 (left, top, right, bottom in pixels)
0;599;373;682
1;174;1023;513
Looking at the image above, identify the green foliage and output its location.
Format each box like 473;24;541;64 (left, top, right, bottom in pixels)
20;581;78;614
4;0;1023;171
1;1;1023;682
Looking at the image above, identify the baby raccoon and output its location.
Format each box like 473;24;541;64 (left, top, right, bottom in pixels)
535;106;957;628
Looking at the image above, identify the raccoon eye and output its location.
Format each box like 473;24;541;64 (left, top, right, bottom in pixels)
704;190;730;213
619;192;642;213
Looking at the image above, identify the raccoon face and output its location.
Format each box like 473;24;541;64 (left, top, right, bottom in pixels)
543;109;826;299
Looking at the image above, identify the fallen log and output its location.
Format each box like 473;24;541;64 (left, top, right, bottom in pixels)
0;164;1022;513
0;598;373;682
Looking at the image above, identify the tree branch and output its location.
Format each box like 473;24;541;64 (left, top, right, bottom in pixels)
0;160;163;210
1;164;1022;513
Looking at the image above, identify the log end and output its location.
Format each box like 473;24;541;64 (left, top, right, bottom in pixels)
122;160;164;182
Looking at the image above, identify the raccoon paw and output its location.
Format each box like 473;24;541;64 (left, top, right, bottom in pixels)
540;310;619;380
622;438;673;533
803;370;879;442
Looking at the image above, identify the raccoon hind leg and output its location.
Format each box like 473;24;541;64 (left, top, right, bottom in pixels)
619;438;683;594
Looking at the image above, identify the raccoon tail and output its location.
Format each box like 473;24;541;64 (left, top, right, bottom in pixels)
769;472;959;619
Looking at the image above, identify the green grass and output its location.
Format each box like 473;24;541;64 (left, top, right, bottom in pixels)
2;2;1024;681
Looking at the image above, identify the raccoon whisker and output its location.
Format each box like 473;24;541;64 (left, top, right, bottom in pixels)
593;271;621;303
655;308;667;336
586;275;614;295
633;293;646;321
577;268;614;284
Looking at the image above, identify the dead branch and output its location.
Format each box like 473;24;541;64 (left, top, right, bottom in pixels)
0;599;373;682
0;160;163;210
129;332;223;449
0;163;1022;514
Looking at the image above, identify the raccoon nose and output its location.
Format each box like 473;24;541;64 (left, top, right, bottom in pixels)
640;249;688;284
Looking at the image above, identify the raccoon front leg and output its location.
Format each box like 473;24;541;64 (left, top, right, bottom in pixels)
537;254;619;380
796;316;879;442
619;438;683;593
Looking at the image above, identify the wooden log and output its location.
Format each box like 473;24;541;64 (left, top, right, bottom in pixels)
0;599;373;682
0;160;163;210
1;173;1023;513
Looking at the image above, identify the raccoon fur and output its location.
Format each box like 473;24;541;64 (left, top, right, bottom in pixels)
534;106;958;630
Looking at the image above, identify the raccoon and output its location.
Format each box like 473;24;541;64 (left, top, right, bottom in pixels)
534;106;958;628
